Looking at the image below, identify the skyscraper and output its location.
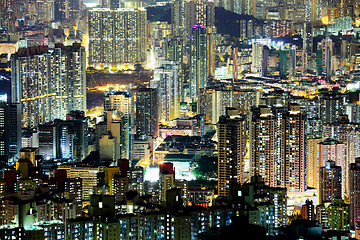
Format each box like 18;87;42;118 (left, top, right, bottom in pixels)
250;106;276;187
250;104;306;192
171;0;186;38
88;7;147;70
319;138;345;196
318;91;345;125
323;115;360;196
151;60;181;123
135;88;159;137
11;43;86;128
280;104;307;193
319;161;342;205
0;102;21;159
349;158;360;228
218;108;246;197
172;0;214;37
321;37;334;80
189;24;209;102
251;42;263;74
307;136;322;189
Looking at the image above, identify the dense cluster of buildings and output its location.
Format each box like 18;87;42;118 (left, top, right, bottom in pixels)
3;0;360;239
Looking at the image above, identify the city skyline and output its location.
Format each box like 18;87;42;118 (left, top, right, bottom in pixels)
1;0;360;239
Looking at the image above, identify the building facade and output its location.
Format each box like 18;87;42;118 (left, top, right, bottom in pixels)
11;44;86;128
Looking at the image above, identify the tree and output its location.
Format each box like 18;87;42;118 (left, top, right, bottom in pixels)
193;155;217;180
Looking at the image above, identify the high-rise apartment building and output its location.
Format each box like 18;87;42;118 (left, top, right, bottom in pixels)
0;102;21;159
171;0;214;38
241;175;287;234
35;0;55;22
104;91;132;117
171;0;186;38
135;88;158;137
319;138;345;196
151;61;181;123
199;84;260;124
307;137;322;189
58;164;104;200
198;85;234;124
88;7;147;70
250;104;306;192
323;115;360;196
318;91;345;125
251;42;263;73
319;161;342;205
0;0;9;29
280;104;307;193
11;43;86;128
349;158;360;228
189;24;209;103
321;37;333;80
218;108;246;197
250;106;276;187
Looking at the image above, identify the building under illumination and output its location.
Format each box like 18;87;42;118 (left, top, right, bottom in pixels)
135;88;159;137
319;161;342;205
11;43;86;128
280;104;307;193
217;108;246;197
307;136;322;189
189;24;209;102
88;7;147;70
250;104;306;192
349;157;360;229
249;106;276;187
0;102;21;160
151;60;181;123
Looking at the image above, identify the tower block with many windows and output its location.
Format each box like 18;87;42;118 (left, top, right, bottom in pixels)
218;108;246;197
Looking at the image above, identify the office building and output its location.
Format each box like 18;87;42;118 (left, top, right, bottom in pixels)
37;111;88;161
